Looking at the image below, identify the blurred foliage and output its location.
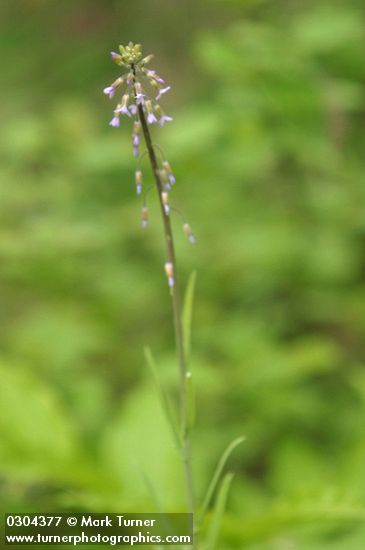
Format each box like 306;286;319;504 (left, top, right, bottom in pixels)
1;0;365;548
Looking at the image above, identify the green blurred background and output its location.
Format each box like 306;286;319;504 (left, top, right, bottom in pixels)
1;0;365;548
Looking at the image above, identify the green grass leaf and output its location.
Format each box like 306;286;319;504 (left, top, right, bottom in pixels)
204;473;234;550
199;436;245;525
182;270;197;362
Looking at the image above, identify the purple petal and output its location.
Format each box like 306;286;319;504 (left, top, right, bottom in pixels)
136;94;145;105
115;106;131;117
156;86;171;101
147;113;157;124
103;86;114;98
159;115;173;126
109;116;120;127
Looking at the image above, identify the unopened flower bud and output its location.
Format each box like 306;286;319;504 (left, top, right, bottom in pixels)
111;51;123;65
141;206;148;229
141;54;154;65
133;121;141;134
164;262;174;287
183;223;196;245
135;170;142;195
161;192;170;215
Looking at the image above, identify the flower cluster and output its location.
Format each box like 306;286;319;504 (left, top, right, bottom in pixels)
103;42;172;131
103;42;195;288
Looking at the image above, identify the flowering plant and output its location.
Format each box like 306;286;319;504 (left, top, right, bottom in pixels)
103;42;243;550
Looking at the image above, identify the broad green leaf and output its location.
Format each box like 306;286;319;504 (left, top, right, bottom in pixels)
0;361;82;485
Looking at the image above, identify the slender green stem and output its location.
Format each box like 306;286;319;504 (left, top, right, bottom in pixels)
131;67;196;543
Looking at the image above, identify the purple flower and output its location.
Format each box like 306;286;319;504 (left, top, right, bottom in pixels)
133;146;139;157
110;51;119;60
159;115;173;126
134;83;145;105
168;174;176;185
109;116;120;127
129;104;138;115
156;86;171;101
147;113;158;124
115;105;131;117
103;86;114;99
133;134;139;146
147;70;165;84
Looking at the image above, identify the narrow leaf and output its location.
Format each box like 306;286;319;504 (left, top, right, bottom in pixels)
182;270;197;360
199;436;245;524
204;473;234;550
144;347;181;449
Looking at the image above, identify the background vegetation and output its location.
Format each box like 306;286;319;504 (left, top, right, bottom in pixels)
1;0;365;548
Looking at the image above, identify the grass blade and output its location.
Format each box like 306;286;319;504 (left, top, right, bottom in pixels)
204;473;234;550
199;436;245;524
182;270;197;361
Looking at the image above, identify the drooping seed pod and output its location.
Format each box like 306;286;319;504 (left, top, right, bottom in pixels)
141;206;148;229
164;262;174;287
183;223;196;245
135;170;143;195
161;192;170;215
